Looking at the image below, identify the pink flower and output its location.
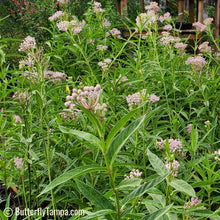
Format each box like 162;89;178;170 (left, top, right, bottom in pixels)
13;115;23;123
96;45;108;51
186;123;193;134
57;21;69;31
165;159;180;177
148;94;160;102
48;11;64;21
14;157;23;169
185;56;207;71
19;36;36;51
124;169;142;179
184;197;202;210
158;12;171;22
198;41;211;53
156;139;182;153
174;43;187;49
103;18;111;27
163;25;172;31
193;22;207;32
204;17;213;26
145;2;160;13
93;1;105;13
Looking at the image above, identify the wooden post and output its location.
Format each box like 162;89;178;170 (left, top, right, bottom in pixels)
214;0;219;52
117;0;127;16
197;0;204;23
178;0;184;22
141;0;145;13
189;0;195;23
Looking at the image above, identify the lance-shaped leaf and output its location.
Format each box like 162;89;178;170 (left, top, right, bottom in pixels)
168;179;196;197
76;180;115;220
38;165;106;196
106;103;147;149
107;107;161;167
107;115;146;166
120;174;168;206
140;204;173;220
59;126;102;150
80;210;115;220
147;149;168;176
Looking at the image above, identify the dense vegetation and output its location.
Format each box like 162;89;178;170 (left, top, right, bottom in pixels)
0;1;219;219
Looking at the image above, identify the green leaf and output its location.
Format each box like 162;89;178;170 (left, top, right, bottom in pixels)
168;179;196;197
107;115;145;166
77;105;103;138
147;149;168;176
140;204;173;220
116;178;142;190
38;165;106;196
106;104;144;149
80;209;115;220
120;174;168;206
75;180;115;220
59;126;102;150
185;209;220;219
0;210;7;220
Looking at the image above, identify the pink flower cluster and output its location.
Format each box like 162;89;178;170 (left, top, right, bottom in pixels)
160;36;180;45
163;25;172;31
13;115;23;123
65;84;101;110
44;71;67;82
103;18;111;27
19;52;35;68
98;58;111;71
93;1;105;14
186;123;193;134
198;41;211;53
185;56;207;71
14;157;23;169
126;89;160;107
159;12;171;23
204;17;213;26
126;89;147;106
136;11;157;30
174;42;187;55
19;36;36;52
94;103;107;117
96;45;108;51
192;22;207;32
165;159;180;177
124;169;142;179
184;197;202;210
13;91;30;104
48;11;64;21
57;19;86;34
145;1;160;13
106;28;121;39
214;149;220;161
156;139;182;153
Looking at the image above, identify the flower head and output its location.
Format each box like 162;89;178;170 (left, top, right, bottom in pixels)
49;11;64;21
156;139;182;153
124;169;142;179
19;36;36;52
198;41;211;53
185;56;207;71
145;2;160;13
204;17;213;26
14;157;23;169
193;22;207;32
165;159;180;177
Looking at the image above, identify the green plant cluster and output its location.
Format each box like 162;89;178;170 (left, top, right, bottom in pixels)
0;1;220;220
